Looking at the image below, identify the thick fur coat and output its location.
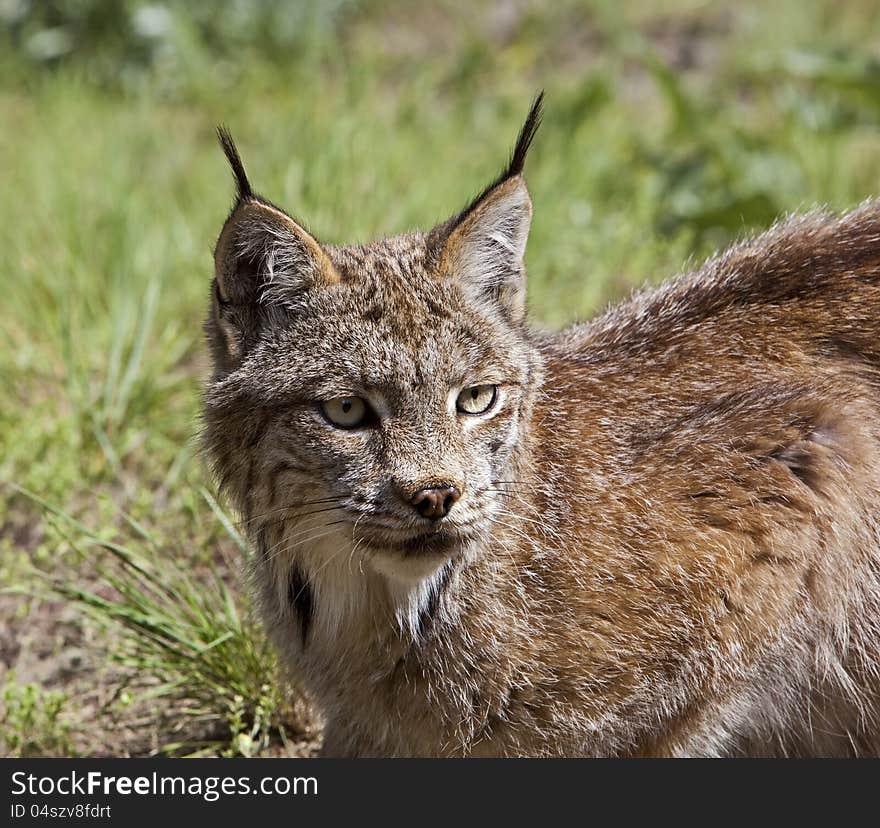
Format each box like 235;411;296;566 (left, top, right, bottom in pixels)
203;100;880;756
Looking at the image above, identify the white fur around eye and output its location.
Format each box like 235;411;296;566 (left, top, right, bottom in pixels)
321;397;367;428
456;384;497;415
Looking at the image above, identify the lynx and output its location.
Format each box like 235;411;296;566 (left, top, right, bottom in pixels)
203;95;880;756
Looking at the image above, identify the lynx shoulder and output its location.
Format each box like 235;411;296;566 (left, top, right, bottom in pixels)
203;97;880;757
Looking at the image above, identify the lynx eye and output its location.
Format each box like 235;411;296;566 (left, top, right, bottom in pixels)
456;384;498;415
321;396;368;429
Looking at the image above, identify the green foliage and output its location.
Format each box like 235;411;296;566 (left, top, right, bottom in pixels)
1;0;362;84
1;678;73;757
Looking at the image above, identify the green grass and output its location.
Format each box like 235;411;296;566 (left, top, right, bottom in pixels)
6;485;307;757
1;677;72;758
2;0;880;755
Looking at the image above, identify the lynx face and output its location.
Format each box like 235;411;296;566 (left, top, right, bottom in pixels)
205;237;540;582
204;101;544;586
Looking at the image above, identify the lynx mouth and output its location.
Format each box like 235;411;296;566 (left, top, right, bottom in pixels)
360;527;464;557
391;531;461;556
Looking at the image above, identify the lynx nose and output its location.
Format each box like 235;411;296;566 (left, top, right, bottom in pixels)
410;485;461;520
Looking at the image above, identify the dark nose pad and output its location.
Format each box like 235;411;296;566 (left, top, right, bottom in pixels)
410;486;461;520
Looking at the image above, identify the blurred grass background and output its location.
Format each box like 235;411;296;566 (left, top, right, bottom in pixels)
2;0;880;756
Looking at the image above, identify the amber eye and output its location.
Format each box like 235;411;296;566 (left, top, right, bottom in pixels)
456;385;498;415
321;397;368;429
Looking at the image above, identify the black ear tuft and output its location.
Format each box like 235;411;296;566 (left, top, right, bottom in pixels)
504;90;544;180
449;92;544;228
216;125;253;202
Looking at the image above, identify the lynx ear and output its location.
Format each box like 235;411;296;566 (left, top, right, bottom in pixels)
210;128;339;366
438;93;542;323
213;127;339;304
213;199;338;304
439;176;532;322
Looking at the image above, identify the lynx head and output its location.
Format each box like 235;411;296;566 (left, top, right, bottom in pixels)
203;96;544;589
